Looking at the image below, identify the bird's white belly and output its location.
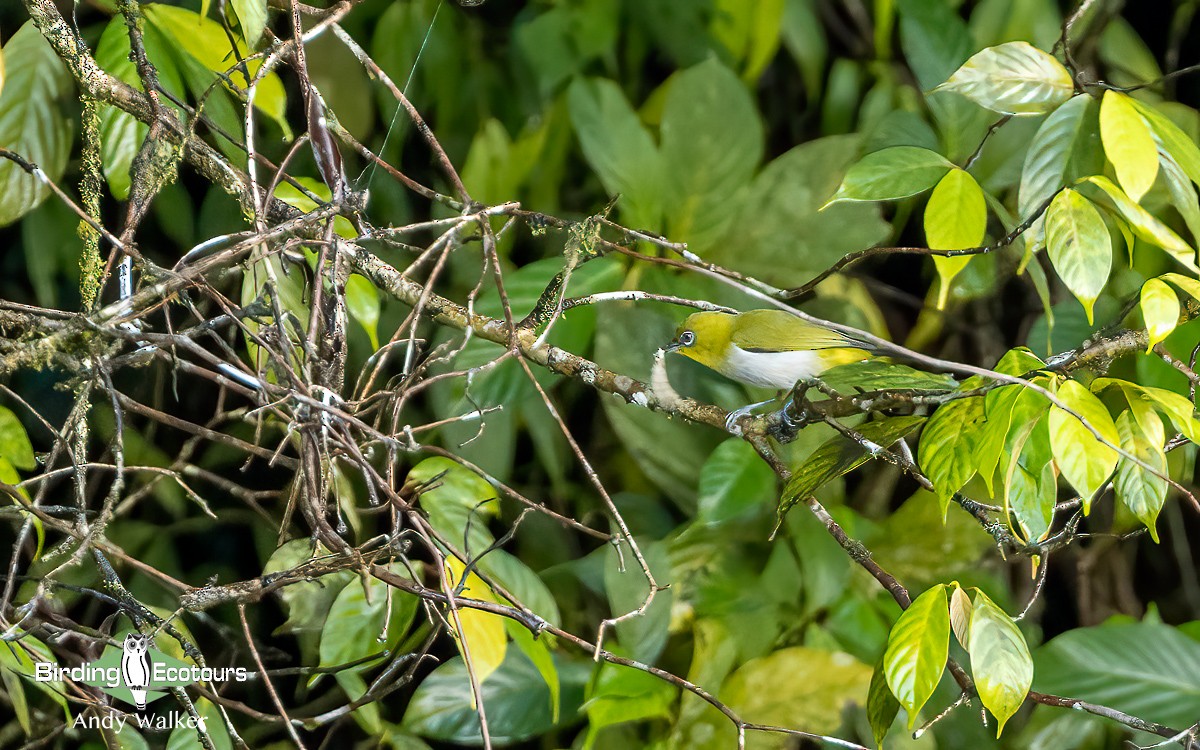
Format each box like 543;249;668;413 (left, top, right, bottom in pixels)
719;345;823;389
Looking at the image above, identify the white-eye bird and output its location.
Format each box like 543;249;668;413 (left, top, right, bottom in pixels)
667;310;875;431
667;309;875;388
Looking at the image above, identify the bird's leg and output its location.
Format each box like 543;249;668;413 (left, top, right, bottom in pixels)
725;399;777;434
778;383;813;431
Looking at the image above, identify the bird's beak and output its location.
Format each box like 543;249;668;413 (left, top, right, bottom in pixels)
665;340;682;354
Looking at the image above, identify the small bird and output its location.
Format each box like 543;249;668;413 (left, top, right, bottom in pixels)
667;309;874;389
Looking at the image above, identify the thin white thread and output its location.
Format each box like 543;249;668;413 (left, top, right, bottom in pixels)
355;0;444;189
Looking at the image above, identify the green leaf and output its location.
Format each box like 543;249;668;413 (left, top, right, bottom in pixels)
722;646;872;736
661;58;763;254
934;41;1073;115
1005;409;1054;541
604;540;672;663
1035;621;1200;728
697;439;777;523
925;168;987;308
897;0;973;91
883;584;950;729
1140;278;1180;352
1099;91;1159;202
407;457;500;557
143;5;290;137
262;540;354;636
1048;379;1119;511
582;663;676;744
1045;188;1111;324
568;77;664;231
967;590;1033;735
507;625;559;722
1094;377;1200;444
1082;175;1196;272
229;0;268;49
1114;410;1167;541
867;655;900;748
919;396;986;515
0;22;73;227
1018;94;1093;223
403;650;586;745
710;135;891;287
318;568;418;674
345;274;381;351
0;406;34;471
780;416;926;512
820;359;958;393
827;146;953;203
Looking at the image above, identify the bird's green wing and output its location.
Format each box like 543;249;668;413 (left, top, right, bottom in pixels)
731;310;871;352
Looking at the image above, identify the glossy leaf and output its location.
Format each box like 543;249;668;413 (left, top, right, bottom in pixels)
968;590;1033;735
949;585;972;648
319;569;418;674
934;41;1073;115
0;23;72;227
1045;188;1111;324
345;274;381;351
143;5;290;137
1114;410;1167;541
868;656;900;748
1047;379;1119;511
827;146;954;203
229;0;268;49
883;584;949;728
1018;94;1093;222
1035;621;1200;728
1130;98;1200;188
1099;91;1159;202
0;406;34;471
407;457;500;559
697;438;777;523
1140;278;1180;352
925;168;987;308
404;650;586;744
919;396;986;515
1083;176;1196;272
781;416;925;513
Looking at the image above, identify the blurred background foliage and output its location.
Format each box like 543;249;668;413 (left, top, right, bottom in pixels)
3;0;1200;748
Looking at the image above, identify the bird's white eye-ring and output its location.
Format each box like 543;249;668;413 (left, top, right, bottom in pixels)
679;330;696;347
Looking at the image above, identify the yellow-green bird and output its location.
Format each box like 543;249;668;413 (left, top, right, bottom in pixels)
667;309;874;389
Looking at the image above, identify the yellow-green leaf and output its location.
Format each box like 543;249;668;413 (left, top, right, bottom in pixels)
934;42;1073;115
1047;379;1119;511
1161;272;1200;304
949;585;972;649
918;396;985;516
967;590;1032;736
229;0;268;49
345;274;380;351
1083;176;1196;272
1114;410;1167;542
143;5;290;137
1045;189;1111;324
1100;91;1159;203
883;584;949;729
444;557;508;688
925;168;987;308
1140;278;1180;352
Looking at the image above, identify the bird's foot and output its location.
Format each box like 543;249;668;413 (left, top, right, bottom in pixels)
725;399;776;435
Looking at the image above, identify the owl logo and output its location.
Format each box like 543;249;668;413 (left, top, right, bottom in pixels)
120;634;152;711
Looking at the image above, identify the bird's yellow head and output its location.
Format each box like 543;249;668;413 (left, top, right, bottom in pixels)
669;312;735;369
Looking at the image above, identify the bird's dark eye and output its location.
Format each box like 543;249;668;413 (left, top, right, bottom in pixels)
679;330;696;347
